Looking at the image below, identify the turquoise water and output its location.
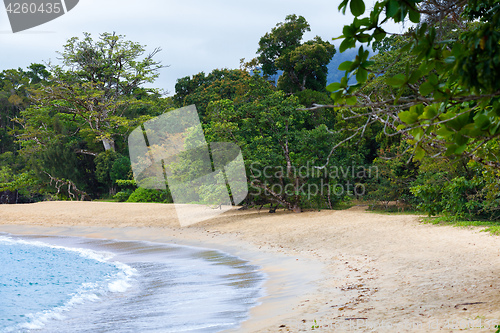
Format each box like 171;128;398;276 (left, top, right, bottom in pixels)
0;236;135;332
0;234;265;332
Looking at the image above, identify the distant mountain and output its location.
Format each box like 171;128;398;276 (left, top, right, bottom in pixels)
249;68;281;86
251;47;373;88
326;48;374;85
326;48;359;85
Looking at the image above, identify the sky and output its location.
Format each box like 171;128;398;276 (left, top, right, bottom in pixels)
0;0;402;95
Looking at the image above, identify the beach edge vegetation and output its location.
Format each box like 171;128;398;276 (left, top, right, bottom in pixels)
0;1;498;225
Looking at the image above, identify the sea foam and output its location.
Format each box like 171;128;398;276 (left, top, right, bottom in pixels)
0;235;136;332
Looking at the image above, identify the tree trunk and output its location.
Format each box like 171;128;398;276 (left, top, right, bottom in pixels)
75;149;98;156
109;184;117;197
292;204;302;213
102;138;115;151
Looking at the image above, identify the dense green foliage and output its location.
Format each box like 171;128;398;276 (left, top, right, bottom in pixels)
0;8;498;222
0;33;171;201
324;0;500;220
257;14;336;93
126;187;172;203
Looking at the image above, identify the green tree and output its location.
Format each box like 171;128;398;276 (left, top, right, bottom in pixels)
205;75;365;211
366;141;419;208
319;0;500;219
326;0;500;169
410;157;488;219
0;67;34;153
173;68;253;117
28;32;164;152
8;34;169;201
257;15;336;93
94;151;131;196
257;14;310;76
0;65;51;201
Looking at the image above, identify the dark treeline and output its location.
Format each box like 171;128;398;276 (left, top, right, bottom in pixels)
1;3;499;221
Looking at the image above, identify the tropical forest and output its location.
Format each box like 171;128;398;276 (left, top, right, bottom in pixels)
1;0;499;228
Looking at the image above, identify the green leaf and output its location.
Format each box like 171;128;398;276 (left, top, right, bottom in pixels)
353;17;370;28
454;133;469;146
340;76;348;88
490;122;500;135
386;74;406;87
464;127;483;138
419;82;435;96
446;112;470;131
338;0;349;14
386;0;399;17
408;70;422;84
338;61;353;71
339;38;356;53
474;114;490;130
452;43;464;58
331;91;343;102
373;29;386;42
455;144;467;155
399;110;419;125
414;147;426;160
346;96;358;105
433;90;445;101
445;145;457;156
436;126;454;138
326;82;341;92
350;0;365;17
411;104;424;115
428;74;438;86
421;105;437;119
409;9;420;23
342;25;357;38
357;33;371;43
411;128;424;141
418;62;435;75
356;68;368;83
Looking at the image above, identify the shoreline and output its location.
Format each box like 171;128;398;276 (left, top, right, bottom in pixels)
0;224;325;333
1;202;500;332
0;231;268;332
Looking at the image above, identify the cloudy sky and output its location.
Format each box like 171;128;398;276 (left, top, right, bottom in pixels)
0;0;401;95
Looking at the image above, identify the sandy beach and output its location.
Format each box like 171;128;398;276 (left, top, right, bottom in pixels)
1;201;499;332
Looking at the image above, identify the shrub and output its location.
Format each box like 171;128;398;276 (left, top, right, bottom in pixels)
113;189;133;202
126;187;172;203
411;173;486;220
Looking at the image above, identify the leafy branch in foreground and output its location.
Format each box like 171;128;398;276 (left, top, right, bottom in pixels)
315;0;500;170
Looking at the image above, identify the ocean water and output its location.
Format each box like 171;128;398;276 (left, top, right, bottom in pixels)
0;233;265;333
